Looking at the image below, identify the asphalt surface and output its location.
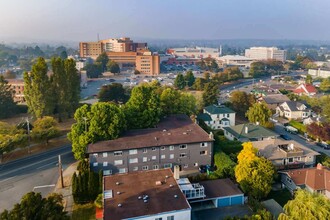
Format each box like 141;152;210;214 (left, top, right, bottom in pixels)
0;145;75;212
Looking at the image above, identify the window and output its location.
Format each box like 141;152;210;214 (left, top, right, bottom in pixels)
288;158;293;163
103;170;112;176
103;152;108;157
114;151;123;156
200;151;207;155
93;153;98;157
183;164;188;168
142;166;148;170
153;165;159;170
201;142;207;147
167;216;174;220
155;218;162;220
133;167;138;171
143;157;148;162
194;163;198;167
119;168;127;174
170;154;174;159
152;147;156;151
169;145;174;151
142;148;147;153
286;177;292;183
93;162;98;167
114;160;123;165
179;144;187;149
179;153;187;158
223;114;225;117
151;156;157;160
129;149;137;155
129;158;138;164
161;155;166;159
294;157;301;161
103;162;108;167
227;114;229;118
164;163;172;168
161;146;165;150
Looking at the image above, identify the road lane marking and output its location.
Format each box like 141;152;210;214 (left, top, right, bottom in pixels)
33;184;55;191
36;163;55;170
0;177;15;183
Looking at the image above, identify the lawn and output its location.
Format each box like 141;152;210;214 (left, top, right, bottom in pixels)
289;120;306;134
266;189;292;207
72;203;96;220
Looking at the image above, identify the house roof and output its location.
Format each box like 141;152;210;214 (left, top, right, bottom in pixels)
87;114;213;153
282;164;330;191
200;178;243;199
197;113;212;122
223;124;278;140
103;169;190;220
293;84;317;94
252;139;320;161
204;105;235;114
279;101;309;112
263;94;290;105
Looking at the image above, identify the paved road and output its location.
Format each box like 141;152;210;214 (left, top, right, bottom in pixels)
0;145;75;212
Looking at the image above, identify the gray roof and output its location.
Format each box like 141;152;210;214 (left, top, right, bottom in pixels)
263;94;290;104
204;105;235;114
197;113;212;122
281;101;309;112
223;124;278;140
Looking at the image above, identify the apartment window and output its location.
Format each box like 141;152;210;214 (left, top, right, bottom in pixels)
167;216;174;220
93;162;98;167
201;142;208;147
114;160;123;165
161;154;166;159
103;152;108;158
129;149;137;155
103;162;108;167
142;148;147;153
114;151;123;156
164;163;172;168
286;177;292;183
170;154;174;159
294;157;301;161
200;151;207;155
103;170;112;176
161;146;166;150
183;164;188;168
223;114;225;117
133;167;138;171
288;158;293;163
129;158;138;164
143;157;148;162
151;156;157;160
153;165;159;170
227;114;230;118
169;145;174;151
93;153;98;157
179;144;187;149
119;168;127;174
142;166;148;170
194;163;198;167
179;153;187;158
155;218;162;220
152;147;156;151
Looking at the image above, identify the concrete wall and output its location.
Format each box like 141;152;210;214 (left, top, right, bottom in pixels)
125;208;191;220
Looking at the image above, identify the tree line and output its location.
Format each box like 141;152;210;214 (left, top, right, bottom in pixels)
83;52;120;78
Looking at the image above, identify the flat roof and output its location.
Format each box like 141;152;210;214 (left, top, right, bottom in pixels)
103;169;190;220
223;124;278;140
88;114;213;153
200;178;243;199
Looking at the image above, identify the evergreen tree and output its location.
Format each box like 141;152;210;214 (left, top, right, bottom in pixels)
202;81;219;106
174;73;185;89
0;75;17;119
184;70;195;87
95;52;109;72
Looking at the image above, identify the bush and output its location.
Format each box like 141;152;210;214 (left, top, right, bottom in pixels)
217;135;242;155
213;151;236;179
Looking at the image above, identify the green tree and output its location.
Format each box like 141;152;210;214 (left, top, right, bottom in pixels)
174;73;186;89
202;81;219;106
83;63;102;78
106;60;120;74
95;52;109;72
278;190;330;220
0;75;17;119
192;77;205;90
235;142;275;199
246;102;272;127
98;83;127;103
0;192;69;220
249;62;268;78
320;78;330;92
94;194;103;208
23;57;54;118
203;72;210;82
229;91;255;117
210;59;219;72
32;116;60;145
184;70;195;87
124;83;162;129
60;51;68;59
68;103;126;160
305;74;313;84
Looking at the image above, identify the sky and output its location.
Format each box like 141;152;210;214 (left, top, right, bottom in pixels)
0;0;330;43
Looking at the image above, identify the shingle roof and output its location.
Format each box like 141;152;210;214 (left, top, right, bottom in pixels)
204;105;235;114
87;114;213;153
263;94;290;104
197;113;212;122
281;101;309;112
223;124;278;140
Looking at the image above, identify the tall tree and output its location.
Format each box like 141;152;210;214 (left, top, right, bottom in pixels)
95;52;109;72
192;77;205;91
305;74;313;84
184;70;195;87
98;83;127;103
83;63;102;78
202;81;219;106
106;60;120;74
320;78;330;92
246;102;272;127
229;91;255;117
24;57;54;118
174;73;186;89
0;75;17;119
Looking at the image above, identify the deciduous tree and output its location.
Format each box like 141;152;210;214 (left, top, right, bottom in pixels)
106;60;120;74
98;83;127;103
0;75;17;119
229;91;255;116
95;52;109;72
246;102;272;127
184;70;195;87
32;116;60;145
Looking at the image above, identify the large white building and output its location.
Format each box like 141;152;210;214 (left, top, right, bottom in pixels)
167;47;222;59
308;68;330;78
217;55;253;68
245;47;287;62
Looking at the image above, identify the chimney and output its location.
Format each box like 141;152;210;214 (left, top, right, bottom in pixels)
245;126;249;134
209;132;214;140
317;163;323;170
174;165;180;180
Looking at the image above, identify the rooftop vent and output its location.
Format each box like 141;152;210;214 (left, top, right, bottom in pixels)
165;175;169;179
138;196;142;200
155;137;158;141
116;182;120;185
144;199;148;203
163;129;167;132
174;195;178;198
118;204;122;207
169;184;173;188
183;132;187;135
156;181;162;186
143;195;149;200
117;191;121;195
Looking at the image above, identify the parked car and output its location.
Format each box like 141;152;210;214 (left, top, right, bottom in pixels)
316;142;330;150
280;134;292;140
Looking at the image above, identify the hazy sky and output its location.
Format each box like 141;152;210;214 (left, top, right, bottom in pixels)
0;0;330;42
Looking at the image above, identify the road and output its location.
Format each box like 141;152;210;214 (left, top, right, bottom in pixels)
0;145;75;212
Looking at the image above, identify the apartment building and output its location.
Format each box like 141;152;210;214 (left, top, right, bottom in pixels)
136;51;160;74
245;47;287;62
87;115;214;175
79;42;103;59
7;79;25;103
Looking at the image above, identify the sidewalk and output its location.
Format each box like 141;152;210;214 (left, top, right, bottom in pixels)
54;161;79;216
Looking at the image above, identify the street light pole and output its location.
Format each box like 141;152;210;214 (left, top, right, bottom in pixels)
26;117;30;154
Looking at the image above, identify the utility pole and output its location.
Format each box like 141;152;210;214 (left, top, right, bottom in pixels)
82;117;88;133
26;117;30;154
58;155;64;188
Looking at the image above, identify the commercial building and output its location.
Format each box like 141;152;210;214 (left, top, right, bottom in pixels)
308;68;330;78
197;105;236;130
217;55;253;68
6;79;25;103
167;47;222;59
245;47;287;62
79;37;160;75
87;115;214;175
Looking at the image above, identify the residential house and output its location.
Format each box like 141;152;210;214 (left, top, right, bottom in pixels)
276;101;312;120
102;169;191;220
280;164;330;199
197;105;236;130
252;139;319;170
293;84;317;96
223;123;279;142
303;115;326;126
87;115;214;175
262;94;290;111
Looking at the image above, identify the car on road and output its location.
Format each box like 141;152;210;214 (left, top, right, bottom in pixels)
316;142;330;150
280;134;292;140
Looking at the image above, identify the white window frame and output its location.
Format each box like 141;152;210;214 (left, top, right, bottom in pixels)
103;152;108;158
151;156;156;160
200;142;208;147
119;168;127;174
93;153;98;157
114;160;123;165
129;149;137;155
161;146;166;150
183;164;188;168
152;147;156;151
103;170;112;176
170;154;174;159
179;144;187;149
164;163;172;168
169;145;174;151
143;157;148;162
161;155;166;159
103;162;108;167
179;153;187;158
142;148;147;153
133;167;138;171
129;158;138;164
200;151;207;155
93;162;98;167
153;165;159;170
